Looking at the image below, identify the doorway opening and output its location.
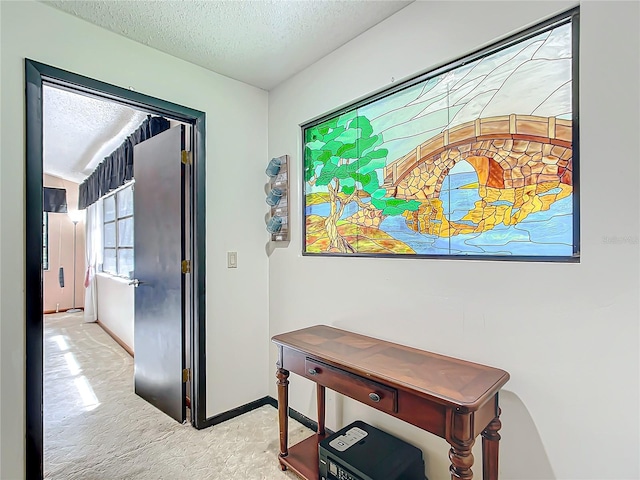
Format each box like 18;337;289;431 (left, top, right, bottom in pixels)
26;60;207;479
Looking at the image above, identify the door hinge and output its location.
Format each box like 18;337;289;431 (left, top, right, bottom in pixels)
182;368;191;383
181;260;190;274
181;150;192;165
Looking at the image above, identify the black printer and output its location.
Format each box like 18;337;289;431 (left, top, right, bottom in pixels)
319;421;426;480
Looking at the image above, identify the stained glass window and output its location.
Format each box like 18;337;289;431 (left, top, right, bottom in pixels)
303;9;579;260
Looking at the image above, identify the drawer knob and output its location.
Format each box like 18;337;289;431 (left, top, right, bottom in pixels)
369;392;381;403
308;368;318;376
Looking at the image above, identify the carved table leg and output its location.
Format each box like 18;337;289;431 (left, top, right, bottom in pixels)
449;440;475;480
482;408;502;480
317;384;326;436
448;409;475;480
276;367;290;469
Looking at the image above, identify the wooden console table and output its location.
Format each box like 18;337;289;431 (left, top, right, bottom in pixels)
272;325;509;480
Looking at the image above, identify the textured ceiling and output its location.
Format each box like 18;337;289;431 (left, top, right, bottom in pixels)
42;0;412;183
43;0;412;90
44;85;149;184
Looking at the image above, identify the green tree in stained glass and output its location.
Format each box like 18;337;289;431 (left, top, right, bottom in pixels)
305;111;420;253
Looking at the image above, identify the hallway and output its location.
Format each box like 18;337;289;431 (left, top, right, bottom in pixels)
44;312;310;479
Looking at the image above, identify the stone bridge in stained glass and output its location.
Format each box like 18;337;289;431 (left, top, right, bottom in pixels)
382;114;572;200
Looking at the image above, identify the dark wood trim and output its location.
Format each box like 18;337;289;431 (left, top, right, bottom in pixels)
25;59;207;479
96;320;134;357
31;61;203;123
302;250;579;263
195;395;325;434
198;396;275;429
265;396;332;435
571;9;581;257
25;57;44;480
191;113;207;429
287;406;322;434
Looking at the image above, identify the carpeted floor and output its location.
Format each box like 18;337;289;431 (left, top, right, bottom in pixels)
44;312;313;479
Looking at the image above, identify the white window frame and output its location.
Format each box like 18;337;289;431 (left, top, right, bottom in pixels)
102;182;134;278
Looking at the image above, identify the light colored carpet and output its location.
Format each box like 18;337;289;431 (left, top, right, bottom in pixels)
44;312;313;479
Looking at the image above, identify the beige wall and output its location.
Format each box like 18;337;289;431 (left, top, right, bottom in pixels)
1;2;270;478
268;2;639;479
42;175;85;312
96;273;134;352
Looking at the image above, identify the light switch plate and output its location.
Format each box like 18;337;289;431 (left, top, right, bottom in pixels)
227;251;237;268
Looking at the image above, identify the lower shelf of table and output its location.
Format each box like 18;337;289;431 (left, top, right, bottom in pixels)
278;433;329;480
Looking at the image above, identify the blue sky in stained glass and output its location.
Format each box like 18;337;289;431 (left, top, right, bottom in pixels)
304;19;574;257
357;22;571;158
308;21;572;194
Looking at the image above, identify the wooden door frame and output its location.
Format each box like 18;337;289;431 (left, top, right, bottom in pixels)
25;59;208;479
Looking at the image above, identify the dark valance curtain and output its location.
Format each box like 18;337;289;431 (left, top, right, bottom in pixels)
43;187;68;213
78;115;170;209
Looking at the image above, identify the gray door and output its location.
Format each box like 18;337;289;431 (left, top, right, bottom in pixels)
133;125;186;423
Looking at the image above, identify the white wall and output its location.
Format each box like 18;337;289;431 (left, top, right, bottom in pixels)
96;273;134;352
268;2;639;480
0;2;270;478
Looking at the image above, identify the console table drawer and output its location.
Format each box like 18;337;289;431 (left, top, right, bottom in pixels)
305;358;397;414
